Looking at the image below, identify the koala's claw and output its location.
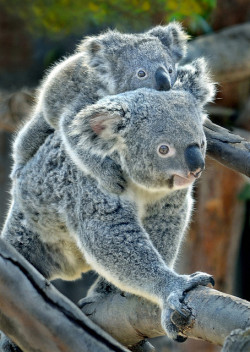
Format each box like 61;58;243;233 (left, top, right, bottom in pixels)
174;335;188;343
183;272;215;295
162;272;214;341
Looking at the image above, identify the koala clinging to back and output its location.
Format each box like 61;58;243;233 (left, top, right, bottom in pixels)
12;22;188;194
2;59;215;348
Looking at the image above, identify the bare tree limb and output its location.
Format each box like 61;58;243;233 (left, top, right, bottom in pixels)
204;118;250;177
81;285;250;348
0;238;249;351
0;238;128;352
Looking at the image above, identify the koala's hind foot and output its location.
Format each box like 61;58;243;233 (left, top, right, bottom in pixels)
162;272;215;342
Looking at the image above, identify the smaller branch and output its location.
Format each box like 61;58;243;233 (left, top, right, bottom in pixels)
204;118;250;177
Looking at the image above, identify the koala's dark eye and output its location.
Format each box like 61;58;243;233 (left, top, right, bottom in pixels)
158;144;170;155
137;69;146;78
201;140;205;148
168;67;173;74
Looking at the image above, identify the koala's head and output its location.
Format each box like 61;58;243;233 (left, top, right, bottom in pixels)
72;59;215;191
77;22;188;96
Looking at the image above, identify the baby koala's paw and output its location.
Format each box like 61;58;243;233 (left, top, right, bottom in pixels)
10;164;25;180
98;158;127;195
162;272;215;342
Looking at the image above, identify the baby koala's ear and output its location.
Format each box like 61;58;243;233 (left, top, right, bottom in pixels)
175;58;216;107
73;100;128;155
147;22;189;62
77;36;103;61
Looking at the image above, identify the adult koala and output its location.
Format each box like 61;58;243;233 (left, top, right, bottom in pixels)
2;59;215;349
12;23;188;195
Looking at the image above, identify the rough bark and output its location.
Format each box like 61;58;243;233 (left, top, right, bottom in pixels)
0;238;249;352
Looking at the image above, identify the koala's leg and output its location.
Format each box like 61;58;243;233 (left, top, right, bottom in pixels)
78;276;121;314
73;201;214;341
2;202;65;280
12;111;54;178
60;109;127;194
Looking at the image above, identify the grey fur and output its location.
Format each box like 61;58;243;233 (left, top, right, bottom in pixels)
2;60;215;345
12;23;188;194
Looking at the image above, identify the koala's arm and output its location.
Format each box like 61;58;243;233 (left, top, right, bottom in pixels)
73;198;213;340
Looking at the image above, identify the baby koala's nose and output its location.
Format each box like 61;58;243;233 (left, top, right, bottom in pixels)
155;67;171;91
184;144;205;176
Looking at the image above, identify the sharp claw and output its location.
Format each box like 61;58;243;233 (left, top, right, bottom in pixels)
174;335;187;343
175;306;191;319
210;277;215;286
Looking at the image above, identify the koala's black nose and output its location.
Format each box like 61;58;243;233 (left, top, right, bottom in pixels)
155;67;171;91
184;145;205;177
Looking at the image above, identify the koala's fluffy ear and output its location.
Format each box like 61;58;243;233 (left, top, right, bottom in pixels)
77;36;103;62
75;101;127;155
147;22;189;62
175;58;216;107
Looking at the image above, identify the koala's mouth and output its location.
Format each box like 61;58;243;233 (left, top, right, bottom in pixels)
173;174;198;188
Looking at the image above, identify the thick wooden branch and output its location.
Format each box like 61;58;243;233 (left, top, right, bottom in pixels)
0;238;128;352
0;238;249;352
204;118;250;177
80;286;250;348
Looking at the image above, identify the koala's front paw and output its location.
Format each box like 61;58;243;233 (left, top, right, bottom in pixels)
98;159;127;195
162;272;215;341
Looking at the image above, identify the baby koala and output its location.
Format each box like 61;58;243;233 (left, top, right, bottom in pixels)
2;59;215;350
12;22;188;194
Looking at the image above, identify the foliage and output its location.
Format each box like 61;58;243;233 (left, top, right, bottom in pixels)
238;184;250;201
1;0;216;36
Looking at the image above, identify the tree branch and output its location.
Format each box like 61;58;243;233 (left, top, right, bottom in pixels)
0;238;128;352
0;238;249;351
80;285;250;347
204;118;250;177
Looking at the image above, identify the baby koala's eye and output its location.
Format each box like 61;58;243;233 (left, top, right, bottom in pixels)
158;144;170;155
137;69;147;78
201;140;205;148
168;66;173;74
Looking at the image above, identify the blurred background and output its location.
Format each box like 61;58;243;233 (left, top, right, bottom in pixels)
0;1;249;351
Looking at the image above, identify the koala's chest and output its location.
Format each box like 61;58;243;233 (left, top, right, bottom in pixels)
123;182;170;220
